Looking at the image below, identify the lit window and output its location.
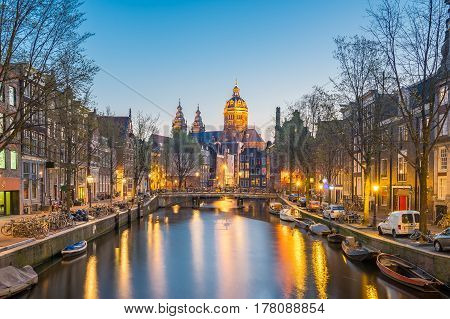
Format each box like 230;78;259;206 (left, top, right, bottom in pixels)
0;150;5;169
8;86;16;106
439;147;447;171
10;151;17;170
437;176;447;200
398;153;407;182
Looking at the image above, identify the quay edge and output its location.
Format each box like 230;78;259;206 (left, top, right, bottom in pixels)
280;196;450;285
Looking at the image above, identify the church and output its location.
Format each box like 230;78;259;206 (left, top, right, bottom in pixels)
171;82;268;189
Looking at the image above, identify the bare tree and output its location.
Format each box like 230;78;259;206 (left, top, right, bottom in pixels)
131;111;158;197
368;0;448;231
51;39;98;208
331;35;386;224
98;106;119;205
0;0;92;150
295;86;338;136
170;130;201;189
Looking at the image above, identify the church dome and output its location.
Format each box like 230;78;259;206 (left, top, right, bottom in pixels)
223;80;248;132
225;82;247;109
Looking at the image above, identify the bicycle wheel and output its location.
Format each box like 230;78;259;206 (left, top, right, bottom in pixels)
1;224;12;236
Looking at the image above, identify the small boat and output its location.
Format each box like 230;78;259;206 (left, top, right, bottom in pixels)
0;265;38;298
294;217;315;229
279;208;295;222
341;237;378;262
61;240;87;258
309;223;331;236
268;202;283;215
327;233;346;244
376;253;444;292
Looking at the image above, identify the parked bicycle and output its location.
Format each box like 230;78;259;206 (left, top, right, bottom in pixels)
409;229;434;243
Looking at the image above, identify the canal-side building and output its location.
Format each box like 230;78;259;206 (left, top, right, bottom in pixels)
0;77;21;215
238;147;267;189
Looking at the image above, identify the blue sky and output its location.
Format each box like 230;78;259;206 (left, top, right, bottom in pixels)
81;0;369;137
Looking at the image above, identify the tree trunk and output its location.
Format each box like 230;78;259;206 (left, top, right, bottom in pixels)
363;168;371;225
418;165;428;233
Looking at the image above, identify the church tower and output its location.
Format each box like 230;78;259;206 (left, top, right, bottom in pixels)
190;104;206;133
224;80;248;132
172;99;187;132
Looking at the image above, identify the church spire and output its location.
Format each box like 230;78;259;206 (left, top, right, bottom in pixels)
172;99;187;133
191;104;205;133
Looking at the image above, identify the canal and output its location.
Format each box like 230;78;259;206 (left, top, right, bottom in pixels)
21;198;443;298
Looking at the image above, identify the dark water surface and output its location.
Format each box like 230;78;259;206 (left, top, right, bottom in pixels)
21;198;442;299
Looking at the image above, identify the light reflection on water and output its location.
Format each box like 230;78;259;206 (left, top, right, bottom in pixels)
23;199;442;299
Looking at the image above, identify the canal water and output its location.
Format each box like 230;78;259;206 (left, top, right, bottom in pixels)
21;198;443;299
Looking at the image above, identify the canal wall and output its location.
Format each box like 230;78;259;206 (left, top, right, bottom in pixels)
0;196;161;269
280;197;450;285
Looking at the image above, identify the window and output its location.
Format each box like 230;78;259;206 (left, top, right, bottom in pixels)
8;86;16;106
0;150;5;169
398;153;407;182
438;176;447;200
0;82;4;102
10;151;17;170
439;147;447;172
398;125;408;142
380;159;388;178
439;114;448;136
381;188;388;206
24;83;31;98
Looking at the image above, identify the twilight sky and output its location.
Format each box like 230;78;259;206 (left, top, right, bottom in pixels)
81;0;369;138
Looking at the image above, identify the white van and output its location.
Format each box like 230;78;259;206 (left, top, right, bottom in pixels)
377;210;420;237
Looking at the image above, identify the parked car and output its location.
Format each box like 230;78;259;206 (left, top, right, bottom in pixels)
377;210;420;238
298;197;307;207
307;200;321;211
433;227;450;252
323;205;346;220
288;194;299;202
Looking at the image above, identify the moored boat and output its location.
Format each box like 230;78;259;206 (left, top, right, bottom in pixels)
0;265;38;298
294;217;315;229
309;223;331;236
61;240;87;258
341;237;378;262
269;202;283;215
279;208;295;222
327;233;346;244
376;253;444;292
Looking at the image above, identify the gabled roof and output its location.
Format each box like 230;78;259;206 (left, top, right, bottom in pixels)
98;116;132;140
241;128;264;143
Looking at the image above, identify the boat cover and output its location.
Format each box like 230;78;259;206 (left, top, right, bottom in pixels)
63;241;86;251
0;266;37;290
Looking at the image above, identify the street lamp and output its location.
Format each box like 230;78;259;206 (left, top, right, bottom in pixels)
372;184;379;227
86;175;94;207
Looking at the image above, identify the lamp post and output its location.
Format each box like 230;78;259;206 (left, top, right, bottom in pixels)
86;175;94;207
296;180;301;200
372;184;379;227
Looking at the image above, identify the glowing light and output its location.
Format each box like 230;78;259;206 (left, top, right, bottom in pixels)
312;241;329;299
84;256;98;299
86;175;94;184
372;184;380;192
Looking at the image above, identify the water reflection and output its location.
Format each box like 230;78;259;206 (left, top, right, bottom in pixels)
84;256;98;299
312;241;329;299
24;199;443;299
148;219;166;298
190;210;204;295
115;229;131;298
275;224;307;298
